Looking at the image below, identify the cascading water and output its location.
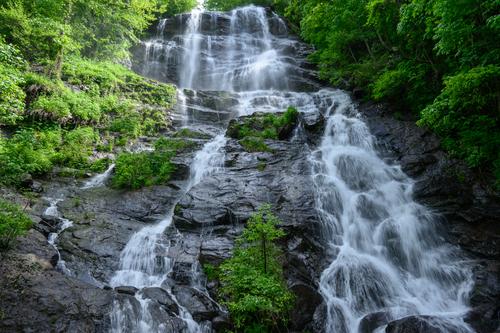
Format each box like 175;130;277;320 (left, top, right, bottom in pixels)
121;3;475;332
81;164;115;189
44;198;73;275
109;134;227;333
310;93;474;332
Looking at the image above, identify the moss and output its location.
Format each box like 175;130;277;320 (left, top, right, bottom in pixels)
173;128;211;139
228;107;299;141
239;137;272;153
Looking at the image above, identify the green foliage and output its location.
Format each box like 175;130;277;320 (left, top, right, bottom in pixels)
90;158;111;173
0;0;184;188
219;204;294;331
228;107;298;153
0;38;27;125
111;137;192;189
0;198;32;250
419;65;500;179
205;0;273;11
229;107;298;140
174;128;211;139
0;126;99;185
240;137;272;153
0;128;60;185
160;0;198;16
54;127;98;169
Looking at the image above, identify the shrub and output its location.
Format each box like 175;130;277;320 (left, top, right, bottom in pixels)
0;198;32;250
55;127;98;169
0;39;27;125
0;63;26;125
219;204;294;331
111;137;191;189
0;128;61;185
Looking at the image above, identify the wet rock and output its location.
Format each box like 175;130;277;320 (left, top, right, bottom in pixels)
385;315;460;333
212;314;232;331
289;283;323;331
0;229;113;333
359;311;392;333
174;133;327;329
312;302;327;333
115;286;138;296
31;181;44;193
42;179;188;283
352;87;365;99
172;286;219;322
141;287;179;315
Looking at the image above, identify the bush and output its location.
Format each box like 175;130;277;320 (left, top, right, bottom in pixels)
0;128;61;185
0;63;26;125
0;198;32;250
55;127;98;169
30;86;102;124
219;204;294;331
111;137;191;189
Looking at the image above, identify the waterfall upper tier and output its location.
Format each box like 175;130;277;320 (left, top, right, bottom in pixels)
133;6;320;92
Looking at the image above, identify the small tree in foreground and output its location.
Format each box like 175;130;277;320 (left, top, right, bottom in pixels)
0;198;32;250
219;204;294;332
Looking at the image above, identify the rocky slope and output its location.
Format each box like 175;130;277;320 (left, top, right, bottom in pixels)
1;105;498;332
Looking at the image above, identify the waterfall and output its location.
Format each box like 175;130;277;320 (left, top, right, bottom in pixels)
118;4;475;332
81;163;115;189
310;93;474;333
44;198;73;275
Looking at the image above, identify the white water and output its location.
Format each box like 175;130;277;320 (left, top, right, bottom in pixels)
44;198;73;275
311;92;474;332
81;163;115;189
109;135;227;333
126;4;474;333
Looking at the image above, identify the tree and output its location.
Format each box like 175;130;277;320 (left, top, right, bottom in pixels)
219;204;294;332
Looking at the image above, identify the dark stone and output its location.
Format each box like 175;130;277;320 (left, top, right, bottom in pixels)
359;311;392;333
0;230;112;333
115;286;138;296
289;283;323;331
212;314;232;332
172;286;220;322
141;287;179;315
31;181;44;193
385;315;461;333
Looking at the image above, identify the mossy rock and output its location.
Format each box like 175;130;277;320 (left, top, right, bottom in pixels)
227;107;299;141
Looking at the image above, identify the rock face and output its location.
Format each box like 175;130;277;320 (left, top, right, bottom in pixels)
171;114;327;331
0;228;113;332
361;102;500;333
